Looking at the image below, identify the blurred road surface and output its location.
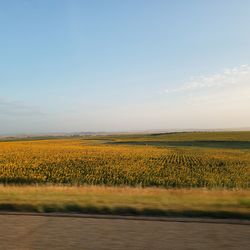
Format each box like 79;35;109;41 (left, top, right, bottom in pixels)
0;214;249;250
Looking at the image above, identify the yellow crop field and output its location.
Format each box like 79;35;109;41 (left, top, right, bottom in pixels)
0;138;249;188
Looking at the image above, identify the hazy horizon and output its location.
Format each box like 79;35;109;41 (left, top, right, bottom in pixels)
1;126;250;137
1;1;250;135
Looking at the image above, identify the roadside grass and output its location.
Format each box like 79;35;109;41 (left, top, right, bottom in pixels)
0;186;249;219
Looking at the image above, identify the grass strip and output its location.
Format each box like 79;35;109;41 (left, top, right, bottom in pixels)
0;186;249;219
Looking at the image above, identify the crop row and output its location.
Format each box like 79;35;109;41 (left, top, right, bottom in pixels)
0;139;249;188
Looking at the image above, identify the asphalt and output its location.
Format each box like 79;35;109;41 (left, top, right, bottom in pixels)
0;214;249;250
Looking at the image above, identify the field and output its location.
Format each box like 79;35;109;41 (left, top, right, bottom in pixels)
0;132;249;188
0;186;249;219
0;131;249;218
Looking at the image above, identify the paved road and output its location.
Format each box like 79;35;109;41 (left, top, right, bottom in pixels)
0;214;249;250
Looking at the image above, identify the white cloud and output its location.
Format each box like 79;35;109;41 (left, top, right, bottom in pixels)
164;64;250;93
159;65;250;129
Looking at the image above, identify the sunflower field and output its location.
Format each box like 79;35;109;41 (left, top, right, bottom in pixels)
0;138;249;188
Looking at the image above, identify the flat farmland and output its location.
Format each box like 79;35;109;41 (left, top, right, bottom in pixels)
0;132;249;188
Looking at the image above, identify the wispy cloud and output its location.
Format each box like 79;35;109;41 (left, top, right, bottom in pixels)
164;64;250;93
158;65;250;128
0;98;43;116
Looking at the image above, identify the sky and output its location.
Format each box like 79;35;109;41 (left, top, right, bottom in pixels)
0;0;250;134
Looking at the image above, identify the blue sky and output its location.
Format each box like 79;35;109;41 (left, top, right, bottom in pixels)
1;0;250;134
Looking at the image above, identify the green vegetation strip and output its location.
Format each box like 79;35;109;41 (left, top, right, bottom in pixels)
96;131;250;142
109;140;250;149
0;186;249;219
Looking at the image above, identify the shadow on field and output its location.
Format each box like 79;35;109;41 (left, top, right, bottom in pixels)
0;178;43;185
109;140;250;149
0;203;249;220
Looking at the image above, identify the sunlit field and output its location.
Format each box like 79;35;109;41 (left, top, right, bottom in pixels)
0;132;249;188
0;132;249;217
